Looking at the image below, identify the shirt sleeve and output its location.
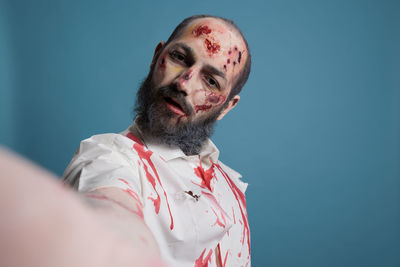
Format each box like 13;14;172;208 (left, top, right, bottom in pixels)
62;133;143;200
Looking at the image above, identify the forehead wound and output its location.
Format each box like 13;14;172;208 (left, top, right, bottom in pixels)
188;20;243;44
185;20;248;74
189;23;221;56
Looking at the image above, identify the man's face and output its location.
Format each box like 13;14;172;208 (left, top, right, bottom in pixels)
135;18;248;155
151;18;248;124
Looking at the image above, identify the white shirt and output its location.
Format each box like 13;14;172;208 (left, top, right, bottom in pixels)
62;124;250;267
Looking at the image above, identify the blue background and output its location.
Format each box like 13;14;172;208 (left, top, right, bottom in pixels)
1;0;399;266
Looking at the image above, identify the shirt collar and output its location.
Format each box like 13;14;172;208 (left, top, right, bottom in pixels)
127;122;220;163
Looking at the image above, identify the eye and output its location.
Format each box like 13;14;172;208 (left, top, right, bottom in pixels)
170;50;185;62
205;76;219;89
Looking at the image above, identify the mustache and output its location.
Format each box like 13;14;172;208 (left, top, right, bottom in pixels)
157;83;194;116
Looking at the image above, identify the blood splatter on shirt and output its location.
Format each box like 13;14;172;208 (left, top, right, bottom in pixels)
62;124;250;266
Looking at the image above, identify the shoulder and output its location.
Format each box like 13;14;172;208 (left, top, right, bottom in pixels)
216;161;248;194
77;133;134;153
62;132;143;190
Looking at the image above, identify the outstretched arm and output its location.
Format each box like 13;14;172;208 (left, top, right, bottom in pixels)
0;147;164;267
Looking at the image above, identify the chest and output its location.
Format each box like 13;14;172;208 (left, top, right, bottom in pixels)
136;155;250;266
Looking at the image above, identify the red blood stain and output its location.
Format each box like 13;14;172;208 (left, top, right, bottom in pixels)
227;59;230;64
211;207;226;228
238;51;242;63
203;191;229;229
202;191;229;219
118;178;144;218
217;244;229;267
204;39;221;55
194;158;216;191
228;50;232;55
86;193;143;218
217;244;223;267
195;248;213;267
125;132;144;146
223;249;229;267
132;140;174;230
193;25;212;37
232;207;236;224
223;65;227;71
215;164;250;258
195;104;212;113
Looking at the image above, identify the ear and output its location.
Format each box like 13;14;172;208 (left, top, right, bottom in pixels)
150;41;165;68
217;95;240;121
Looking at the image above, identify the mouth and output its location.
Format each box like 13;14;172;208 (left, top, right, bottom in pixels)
164;97;186;116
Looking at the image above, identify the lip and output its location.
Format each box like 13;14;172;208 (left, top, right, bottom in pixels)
164;97;187;116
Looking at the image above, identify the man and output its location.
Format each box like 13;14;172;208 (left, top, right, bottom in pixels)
63;15;251;266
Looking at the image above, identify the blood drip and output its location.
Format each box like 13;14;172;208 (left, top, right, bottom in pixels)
126;132;144;146
128;134;174;230
194;158;216;191
202;191;229;220
195;248;213;267
211;207;226;228
223;249;229;267
217;244;229;267
232;207;236;224
118;178;144;218
215;164;250;258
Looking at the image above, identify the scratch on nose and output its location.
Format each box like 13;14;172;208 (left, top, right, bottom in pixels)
179;70;193;88
183;70;193;81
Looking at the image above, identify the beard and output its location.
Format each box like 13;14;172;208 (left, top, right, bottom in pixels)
134;72;225;156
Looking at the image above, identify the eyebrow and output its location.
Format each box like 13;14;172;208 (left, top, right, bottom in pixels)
203;64;226;81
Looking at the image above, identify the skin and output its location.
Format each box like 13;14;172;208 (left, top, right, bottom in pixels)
0;148;164;267
151;18;248;123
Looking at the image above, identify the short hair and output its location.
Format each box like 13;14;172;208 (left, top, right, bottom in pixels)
163;15;251;101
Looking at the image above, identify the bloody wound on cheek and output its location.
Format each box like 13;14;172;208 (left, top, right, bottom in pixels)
195;104;212;113
207;93;226;104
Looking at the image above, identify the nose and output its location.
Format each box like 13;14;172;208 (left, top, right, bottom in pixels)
177;69;200;96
